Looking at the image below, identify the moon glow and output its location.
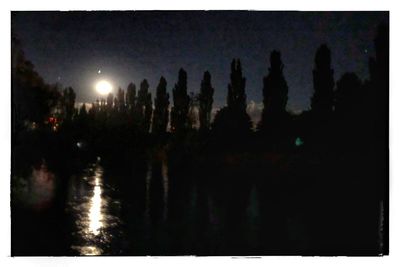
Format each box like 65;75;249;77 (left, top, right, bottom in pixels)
95;80;113;95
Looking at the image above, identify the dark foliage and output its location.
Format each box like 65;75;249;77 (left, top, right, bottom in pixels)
198;71;214;132
258;50;290;142
227;59;247;112
136;80;153;133
171;69;190;133
311;44;335;123
126;83;137;113
211;59;252;150
335;72;362;116
61;87;76;121
152;76;170;136
12;36;60;129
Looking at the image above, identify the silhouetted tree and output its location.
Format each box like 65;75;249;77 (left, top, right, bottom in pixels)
116;87;126;112
94;98;100;112
258;51;289;133
12;35;60;127
361;25;389;251
368;23;389;126
152;77;169;135
107;93;114;111
368;22;389;255
311;44;335;122
137;79;152;133
335;72;362;116
79;103;88;118
212;59;252;148
227;59;247;112
198;71;214;132
171;68;190;133
61;87;76;121
126;82;137;113
76;103;89;132
100;98;106;109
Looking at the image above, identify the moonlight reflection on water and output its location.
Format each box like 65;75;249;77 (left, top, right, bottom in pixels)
88;174;103;235
69;164;121;256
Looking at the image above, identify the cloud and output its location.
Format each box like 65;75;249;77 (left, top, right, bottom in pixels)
246;100;263;127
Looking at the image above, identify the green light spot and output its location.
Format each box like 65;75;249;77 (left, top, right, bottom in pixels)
295;137;304;147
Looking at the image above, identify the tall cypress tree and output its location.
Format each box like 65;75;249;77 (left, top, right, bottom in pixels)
258;50;288;132
311;44;334;121
171;68;190;133
79;103;87;117
76;103;88;131
126;82;136;113
198;71;214;132
61;87;76;121
117;87;125;113
227;59;247;112
137;79;152;133
369;23;389;125
152;76;169;135
212;59;251;140
106;92;114;111
335;72;362;117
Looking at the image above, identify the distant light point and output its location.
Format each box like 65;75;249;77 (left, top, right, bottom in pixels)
98;70;101;74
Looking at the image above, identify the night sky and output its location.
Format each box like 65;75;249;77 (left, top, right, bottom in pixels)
12;11;388;113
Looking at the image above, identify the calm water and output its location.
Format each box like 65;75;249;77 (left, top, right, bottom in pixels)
12;158;291;255
11;151;384;255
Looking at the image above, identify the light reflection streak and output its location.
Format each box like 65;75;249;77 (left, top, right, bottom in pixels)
88;174;103;235
161;159;169;221
29;161;55;210
70;165;107;256
145;163;152;218
71;245;102;256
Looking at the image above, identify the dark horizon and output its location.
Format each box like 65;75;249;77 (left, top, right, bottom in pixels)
12;11;388;114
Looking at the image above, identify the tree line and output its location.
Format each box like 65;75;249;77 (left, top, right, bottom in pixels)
12;23;388;154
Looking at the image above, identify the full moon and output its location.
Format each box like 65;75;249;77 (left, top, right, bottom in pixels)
95;80;113;95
